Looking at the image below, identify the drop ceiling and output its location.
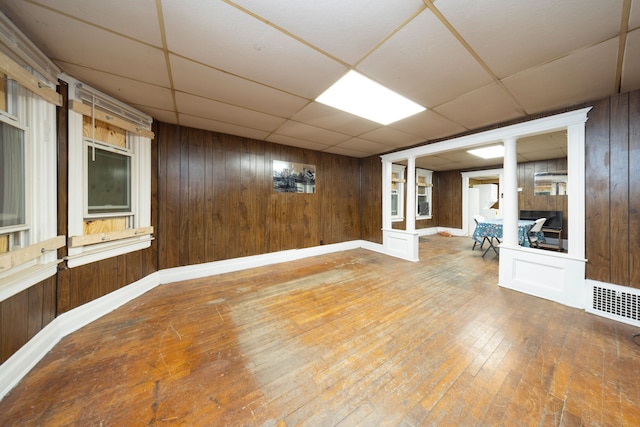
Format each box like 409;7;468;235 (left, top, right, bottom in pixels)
0;0;637;169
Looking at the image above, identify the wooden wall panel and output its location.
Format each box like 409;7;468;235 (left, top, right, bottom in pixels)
609;94;630;285
156;123;362;269
517;158;568;239
630;91;640;285
435;171;463;228
360;156;382;244
0;276;56;364
585;97;613;283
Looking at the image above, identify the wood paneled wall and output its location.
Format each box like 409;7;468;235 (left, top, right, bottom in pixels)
517;158;568;239
585;90;640;288
2;88;639;364
360;156;383;244
0;276;56;363
156;123;362;269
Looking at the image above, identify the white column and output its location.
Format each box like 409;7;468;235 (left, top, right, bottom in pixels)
567;122;585;259
502;137;519;246
381;160;392;230
406;157;416;232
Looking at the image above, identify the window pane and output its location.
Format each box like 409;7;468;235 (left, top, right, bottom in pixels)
0;121;25;227
87;147;131;214
391;192;398;216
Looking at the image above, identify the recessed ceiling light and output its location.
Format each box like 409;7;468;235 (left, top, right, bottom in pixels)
315;70;426;125
467;145;504;159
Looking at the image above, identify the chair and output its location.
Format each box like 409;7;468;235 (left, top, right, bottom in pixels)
527;217;547;248
472;215;490;250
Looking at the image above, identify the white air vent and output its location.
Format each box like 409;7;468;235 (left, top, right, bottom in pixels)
586;280;640;327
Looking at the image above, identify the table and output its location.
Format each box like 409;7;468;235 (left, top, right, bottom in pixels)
473;219;545;256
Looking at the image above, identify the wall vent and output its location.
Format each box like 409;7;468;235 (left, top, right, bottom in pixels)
587;281;640;327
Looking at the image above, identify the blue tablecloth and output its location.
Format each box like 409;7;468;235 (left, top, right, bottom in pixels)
473;219;545;247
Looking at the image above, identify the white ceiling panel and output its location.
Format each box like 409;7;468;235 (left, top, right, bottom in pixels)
630;0;640;29
273;121;351;145
323;145;371;158
333;137;391;155
170;54;308;118
359;9;492;108
290;102;381;136
359;127;425;148
434;83;525;130
502;38;619;114
136;106;177;125
437;0;623;79
179;114;271;141
162;0;346;99
0;0;169;86
26;0;163;47
388;110;467;141
266;133;331;152
621;29;640;93
229;0;425;64
0;0;635;170
175;92;286;132
60;63;175;111
518;148;567;163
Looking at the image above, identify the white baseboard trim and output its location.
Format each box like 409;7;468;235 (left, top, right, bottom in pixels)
0;239;393;400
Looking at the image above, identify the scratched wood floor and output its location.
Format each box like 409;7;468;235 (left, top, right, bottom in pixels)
1;235;639;426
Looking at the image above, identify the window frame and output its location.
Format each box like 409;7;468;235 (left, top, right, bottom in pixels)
64;76;153;268
0;111;29;233
83;139;135;218
416;168;433;220
391;164;406;222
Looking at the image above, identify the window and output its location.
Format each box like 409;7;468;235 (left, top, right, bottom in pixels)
416;168;433;219
86;142;132;216
0;116;27;229
65;77;153;268
0;66;59;289
391;164;406;221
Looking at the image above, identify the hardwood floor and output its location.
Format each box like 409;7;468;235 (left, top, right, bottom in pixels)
1;236;639;426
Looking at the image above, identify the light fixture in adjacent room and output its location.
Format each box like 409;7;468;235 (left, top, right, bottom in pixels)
315;70;426;125
467;145;504;159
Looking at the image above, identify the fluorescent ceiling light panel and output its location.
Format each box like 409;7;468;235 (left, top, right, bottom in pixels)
315;70;425;125
467;145;504;159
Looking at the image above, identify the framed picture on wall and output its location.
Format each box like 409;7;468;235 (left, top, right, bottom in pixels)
273;160;316;193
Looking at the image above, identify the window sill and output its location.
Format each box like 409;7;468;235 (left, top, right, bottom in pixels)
0;262;58;303
66;235;153;268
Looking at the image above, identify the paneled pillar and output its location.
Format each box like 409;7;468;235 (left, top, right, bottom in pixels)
502;137;518;246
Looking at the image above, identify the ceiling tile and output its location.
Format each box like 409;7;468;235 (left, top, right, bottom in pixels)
502;38;619;114
621;29;640;93
179;114;270;141
162;0;346;99
266;133;331;152
518;148;567;162
388;110;467;141
333;137;391;155
27;0;163;46
273;120;351;144
359;127;425;148
434;83;526;130
0;0;169;86
175;92;286;132
359;8;493;107
323;145;371;158
230;0;425;64
437;0;624;78
135;106;177;125
169;55;309;118
630;0;640;29
290;102;381;136
60;63;175;111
